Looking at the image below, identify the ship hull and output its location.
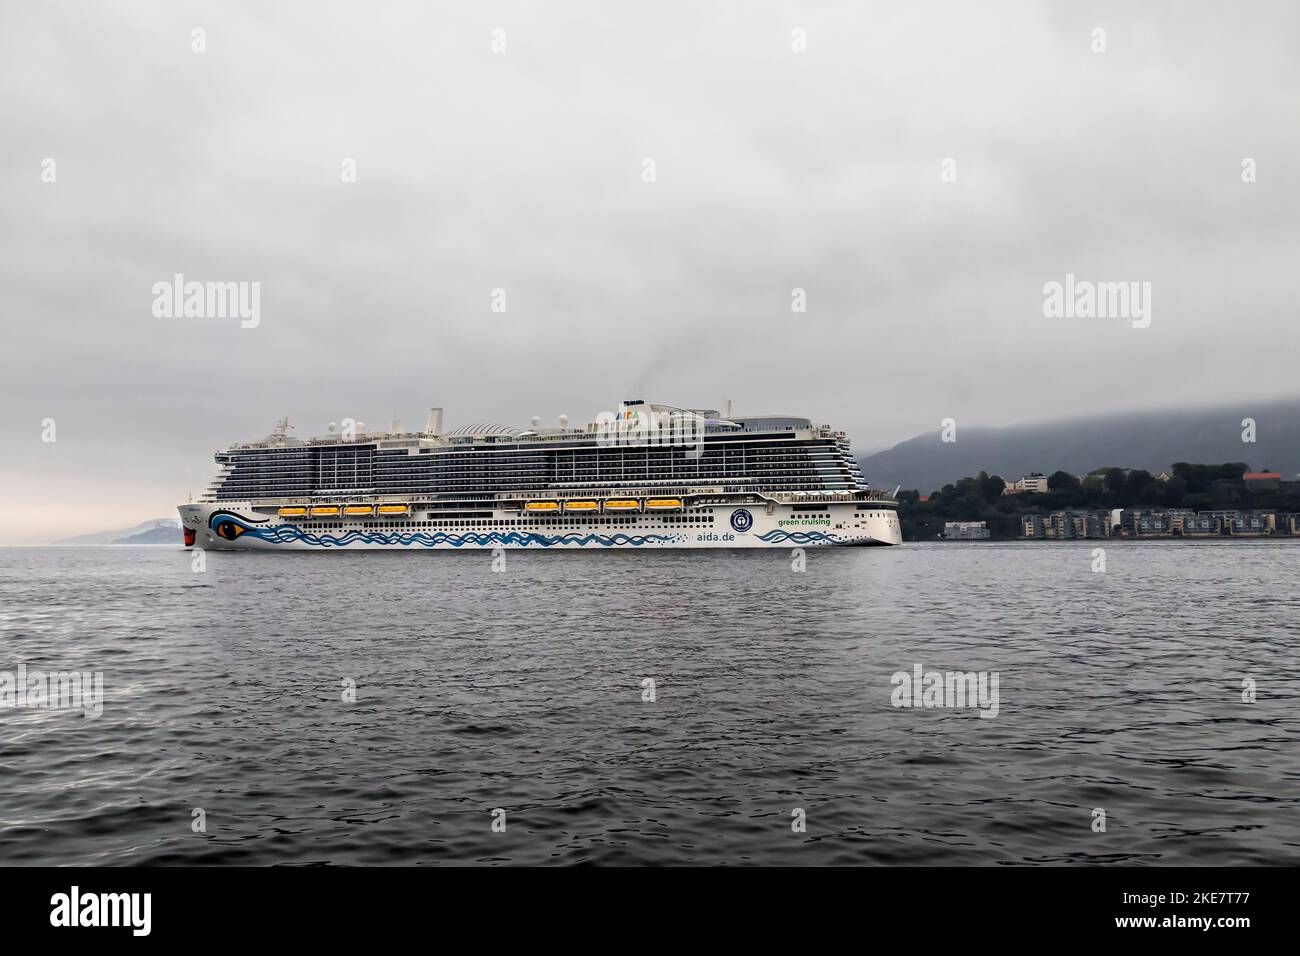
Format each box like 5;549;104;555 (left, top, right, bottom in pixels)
178;502;902;550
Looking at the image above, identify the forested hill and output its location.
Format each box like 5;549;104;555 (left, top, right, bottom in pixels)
859;398;1300;494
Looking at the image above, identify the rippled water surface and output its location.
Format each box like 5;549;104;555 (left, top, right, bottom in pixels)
0;542;1296;865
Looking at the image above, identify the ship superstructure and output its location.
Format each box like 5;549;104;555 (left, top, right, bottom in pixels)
178;401;902;549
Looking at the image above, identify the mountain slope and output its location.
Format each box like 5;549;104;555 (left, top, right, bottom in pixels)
111;525;183;545
53;518;179;546
860;399;1300;494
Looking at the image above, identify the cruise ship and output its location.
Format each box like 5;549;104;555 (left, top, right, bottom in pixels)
178;401;902;550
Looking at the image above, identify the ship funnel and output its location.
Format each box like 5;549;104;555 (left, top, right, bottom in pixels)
425;407;444;435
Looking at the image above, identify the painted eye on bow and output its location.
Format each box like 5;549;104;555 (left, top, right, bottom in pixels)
214;520;246;541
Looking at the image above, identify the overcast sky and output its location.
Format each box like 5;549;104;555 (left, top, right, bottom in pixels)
2;1;1297;543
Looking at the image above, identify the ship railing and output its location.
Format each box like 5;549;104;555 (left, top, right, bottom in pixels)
494;488;711;500
764;490;896;504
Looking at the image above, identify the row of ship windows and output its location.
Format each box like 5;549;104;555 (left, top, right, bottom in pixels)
223;462;849;477
226;478;850;488
223;482;856;493
218;494;863;509
221;490;863;502
310;515;898;532
226;454;850;464
239;450;846;459
307;517;717;530
225;441;840;458
227;457;844;471
225;455;846;470
226;482;858;490
232;472;849;483
222;485;860;496
289;513;901;531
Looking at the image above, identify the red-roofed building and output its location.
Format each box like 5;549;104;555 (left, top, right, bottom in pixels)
1243;471;1281;490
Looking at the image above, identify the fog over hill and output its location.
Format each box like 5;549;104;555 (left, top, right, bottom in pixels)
52;518;179;546
859;398;1300;495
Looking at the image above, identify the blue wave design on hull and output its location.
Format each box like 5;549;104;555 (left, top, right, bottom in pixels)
755;529;842;545
214;515;682;548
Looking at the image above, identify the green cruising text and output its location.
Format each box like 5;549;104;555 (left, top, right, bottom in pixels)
179;401;902;550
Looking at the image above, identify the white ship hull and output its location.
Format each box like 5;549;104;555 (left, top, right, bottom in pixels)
178;501;902;550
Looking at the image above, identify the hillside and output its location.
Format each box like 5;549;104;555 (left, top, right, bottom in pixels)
111;525;183;545
860;398;1300;494
54;518;179;546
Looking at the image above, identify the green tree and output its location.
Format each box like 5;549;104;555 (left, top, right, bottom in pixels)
1161;475;1187;507
1048;470;1080;492
1123;469;1156;505
979;472;1006;501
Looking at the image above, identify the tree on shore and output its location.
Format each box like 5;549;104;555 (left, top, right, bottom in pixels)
895;461;1294;541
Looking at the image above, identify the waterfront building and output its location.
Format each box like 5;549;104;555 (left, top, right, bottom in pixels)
1072;512;1110;538
1018;507;1289;540
1178;513;1219;536
943;521;990;540
1040;511;1109;539
1205;510;1240;531
1125;510;1173;537
1047;512;1075;538
1229;511;1274;536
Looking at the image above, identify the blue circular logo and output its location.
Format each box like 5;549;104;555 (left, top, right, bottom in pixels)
730;509;753;533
